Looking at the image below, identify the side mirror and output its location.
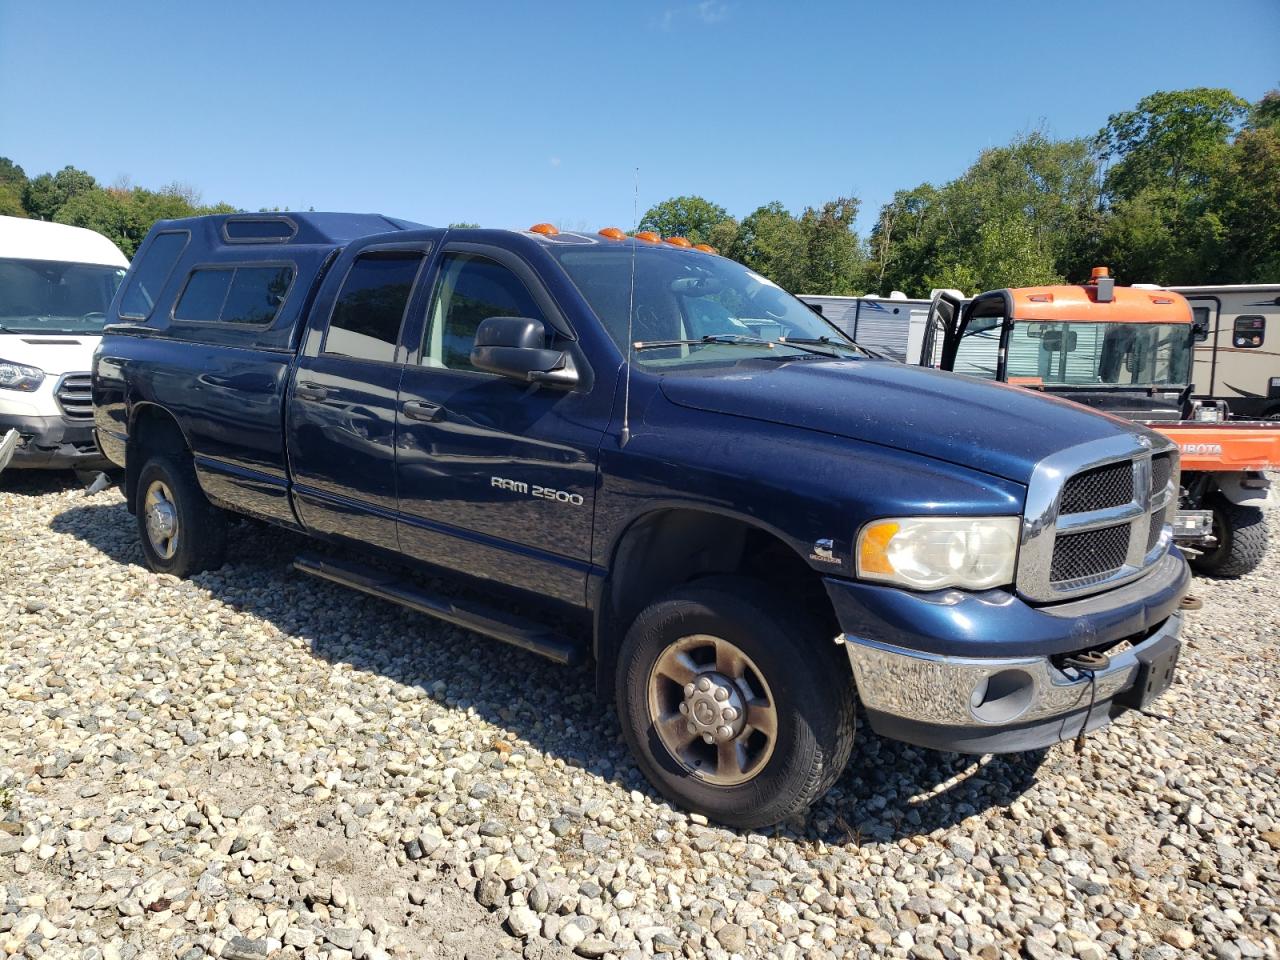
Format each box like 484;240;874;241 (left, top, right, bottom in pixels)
470;316;578;388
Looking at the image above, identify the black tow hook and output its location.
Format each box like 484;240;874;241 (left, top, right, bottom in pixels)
1060;650;1111;754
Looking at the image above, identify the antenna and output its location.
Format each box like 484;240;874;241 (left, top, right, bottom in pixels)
620;167;639;447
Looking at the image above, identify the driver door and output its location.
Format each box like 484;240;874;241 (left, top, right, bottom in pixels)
393;244;606;605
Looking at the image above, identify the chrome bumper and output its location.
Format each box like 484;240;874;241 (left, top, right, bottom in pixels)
843;610;1182;752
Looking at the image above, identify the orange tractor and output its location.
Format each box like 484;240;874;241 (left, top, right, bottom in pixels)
921;268;1280;576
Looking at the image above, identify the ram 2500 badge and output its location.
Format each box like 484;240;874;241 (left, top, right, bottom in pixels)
93;213;1188;827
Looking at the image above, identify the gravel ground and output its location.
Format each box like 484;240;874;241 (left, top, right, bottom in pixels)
1;474;1277;960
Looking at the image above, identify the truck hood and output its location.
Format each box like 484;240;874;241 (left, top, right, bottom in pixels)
0;334;99;376
658;359;1149;483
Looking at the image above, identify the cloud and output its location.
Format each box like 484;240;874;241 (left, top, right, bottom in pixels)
549;157;561;168
659;1;730;30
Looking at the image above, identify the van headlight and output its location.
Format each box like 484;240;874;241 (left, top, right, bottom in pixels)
856;516;1020;590
0;359;44;392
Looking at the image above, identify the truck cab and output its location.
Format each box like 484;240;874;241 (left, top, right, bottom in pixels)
0;216;129;473
95;218;1190;827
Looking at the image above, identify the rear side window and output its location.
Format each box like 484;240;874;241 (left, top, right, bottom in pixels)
324;253;424;363
1234;315;1265;349
174;265;294;325
119;231;188;318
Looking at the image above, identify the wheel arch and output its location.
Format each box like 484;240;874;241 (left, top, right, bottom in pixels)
592;505;844;698
124;403;194;514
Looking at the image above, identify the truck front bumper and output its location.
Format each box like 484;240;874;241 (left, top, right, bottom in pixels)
825;550;1188;754
0;413;107;470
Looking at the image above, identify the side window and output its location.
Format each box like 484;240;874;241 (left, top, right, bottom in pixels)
1233;315;1265;349
324;252;424;363
174;266;294;325
951;315;1003;379
1191;306;1212;343
422;254;548;372
119;232;188;318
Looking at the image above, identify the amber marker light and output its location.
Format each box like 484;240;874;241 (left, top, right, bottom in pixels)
529;223;559;236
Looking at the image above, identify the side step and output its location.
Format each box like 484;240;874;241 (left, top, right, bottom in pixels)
292;554;585;666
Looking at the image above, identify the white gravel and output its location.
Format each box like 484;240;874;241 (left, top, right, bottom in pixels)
1;474;1277;960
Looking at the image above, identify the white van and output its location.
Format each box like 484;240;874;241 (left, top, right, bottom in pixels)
0;216;129;472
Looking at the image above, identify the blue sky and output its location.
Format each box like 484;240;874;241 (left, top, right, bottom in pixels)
2;0;1277;234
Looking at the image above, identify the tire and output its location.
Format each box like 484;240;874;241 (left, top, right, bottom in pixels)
135;451;227;576
615;576;855;829
1188;493;1267;578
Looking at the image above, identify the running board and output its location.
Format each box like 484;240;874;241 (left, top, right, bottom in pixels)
292;554;584;666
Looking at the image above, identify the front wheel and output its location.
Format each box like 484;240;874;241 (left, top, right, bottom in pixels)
135;452;227;576
616;577;855;829
1188;494;1267;578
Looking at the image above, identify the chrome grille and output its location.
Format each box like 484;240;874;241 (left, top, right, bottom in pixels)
1060;462;1133;514
1146;511;1165;553
55;373;93;420
1150;453;1173;497
1051;524;1130;584
1017;435;1179;602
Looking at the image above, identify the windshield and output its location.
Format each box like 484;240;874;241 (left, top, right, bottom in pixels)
551;243;864;367
0;257;128;335
1005;320;1193;388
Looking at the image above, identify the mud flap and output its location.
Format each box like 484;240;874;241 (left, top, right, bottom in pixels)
0;429;18;475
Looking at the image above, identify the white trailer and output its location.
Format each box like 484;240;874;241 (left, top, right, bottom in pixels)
1166;284;1280;420
798;293;931;362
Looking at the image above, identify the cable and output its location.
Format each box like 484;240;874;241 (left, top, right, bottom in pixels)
1061;650;1110;754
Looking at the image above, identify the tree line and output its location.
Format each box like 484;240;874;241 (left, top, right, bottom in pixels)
639;87;1279;296
0;161;244;257
4;86;1276;293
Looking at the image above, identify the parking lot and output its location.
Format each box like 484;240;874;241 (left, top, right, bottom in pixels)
1;473;1277;960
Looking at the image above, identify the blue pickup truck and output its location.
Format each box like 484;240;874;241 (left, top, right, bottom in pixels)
93;213;1189;827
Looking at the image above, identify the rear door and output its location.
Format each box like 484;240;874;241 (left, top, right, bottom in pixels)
1185;296;1219;395
287;245;430;550
394;243;605;605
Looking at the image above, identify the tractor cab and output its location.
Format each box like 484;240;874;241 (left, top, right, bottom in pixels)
921;269;1205;422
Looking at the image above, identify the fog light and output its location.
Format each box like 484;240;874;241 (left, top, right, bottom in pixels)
969;669;1035;724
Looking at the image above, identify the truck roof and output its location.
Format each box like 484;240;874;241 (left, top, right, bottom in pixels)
149;211;428;247
0;215;130;267
993;283;1193;325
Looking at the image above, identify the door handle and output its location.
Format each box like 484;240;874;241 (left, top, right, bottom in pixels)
403;399;445;423
295;381;328;402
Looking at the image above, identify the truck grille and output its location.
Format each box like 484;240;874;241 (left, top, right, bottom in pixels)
55;373;93;420
1150;453;1173;497
1050;523;1131;585
1017;436;1179;602
1060;462;1133;514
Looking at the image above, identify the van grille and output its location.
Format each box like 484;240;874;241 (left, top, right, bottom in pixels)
55;373;93;420
1059;462;1133;514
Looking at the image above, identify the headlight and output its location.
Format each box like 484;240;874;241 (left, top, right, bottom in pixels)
0;359;44;392
856;516;1020;590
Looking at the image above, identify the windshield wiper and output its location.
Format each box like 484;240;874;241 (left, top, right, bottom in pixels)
780;336;867;358
632;334;842;358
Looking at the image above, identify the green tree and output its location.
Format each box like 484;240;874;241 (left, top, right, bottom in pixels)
797;197;861;295
728;202;808;292
0;157;26;190
1093;88;1249;282
23;165;98;220
1214;92;1280;281
868;133;1094;296
638;195;731;245
448;221;481;228
0;184;25;217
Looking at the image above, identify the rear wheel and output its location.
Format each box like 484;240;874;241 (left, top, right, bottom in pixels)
616;577;854;829
135;451;227;576
1188;493;1267;578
